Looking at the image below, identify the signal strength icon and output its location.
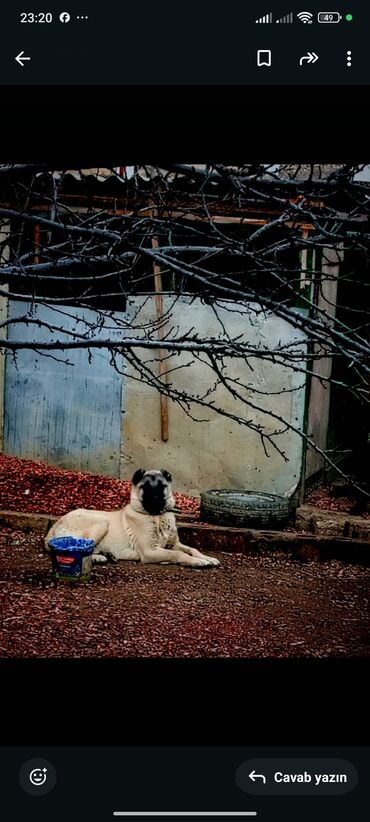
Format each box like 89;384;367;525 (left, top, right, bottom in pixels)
255;12;273;23
276;12;293;23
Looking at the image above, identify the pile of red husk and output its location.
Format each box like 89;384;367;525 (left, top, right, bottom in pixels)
0;453;201;517
306;485;369;516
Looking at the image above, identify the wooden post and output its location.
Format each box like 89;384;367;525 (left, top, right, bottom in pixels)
34;223;40;264
305;243;344;483
151;236;169;442
0;220;11;452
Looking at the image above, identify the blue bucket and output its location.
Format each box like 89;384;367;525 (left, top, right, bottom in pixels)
49;536;95;582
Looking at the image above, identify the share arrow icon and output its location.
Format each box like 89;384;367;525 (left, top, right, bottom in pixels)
299;51;319;66
249;771;267;784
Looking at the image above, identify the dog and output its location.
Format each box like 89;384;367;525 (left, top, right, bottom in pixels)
45;469;220;568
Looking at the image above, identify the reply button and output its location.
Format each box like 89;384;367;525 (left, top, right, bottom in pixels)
235;759;358;796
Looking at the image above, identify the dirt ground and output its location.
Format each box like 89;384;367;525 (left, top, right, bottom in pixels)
1;527;369;658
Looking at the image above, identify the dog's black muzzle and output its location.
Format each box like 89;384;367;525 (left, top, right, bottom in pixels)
141;478;167;515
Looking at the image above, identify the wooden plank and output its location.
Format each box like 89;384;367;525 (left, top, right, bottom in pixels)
151;236;169;442
0;219;10;453
305;244;343;480
34;222;40;264
2;202;315;229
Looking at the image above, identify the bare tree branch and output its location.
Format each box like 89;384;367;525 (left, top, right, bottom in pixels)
1;163;369;497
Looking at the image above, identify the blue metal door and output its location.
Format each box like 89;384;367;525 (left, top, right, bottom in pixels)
4;302;125;477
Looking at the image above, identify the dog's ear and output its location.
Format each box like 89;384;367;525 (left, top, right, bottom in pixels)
161;470;172;483
132;468;146;485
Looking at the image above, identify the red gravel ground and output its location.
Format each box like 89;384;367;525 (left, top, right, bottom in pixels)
1;528;369;658
1;453;369;658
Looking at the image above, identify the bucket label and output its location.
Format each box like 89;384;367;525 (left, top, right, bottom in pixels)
56;555;76;566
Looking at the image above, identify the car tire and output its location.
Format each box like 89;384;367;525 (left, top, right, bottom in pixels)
200;489;292;529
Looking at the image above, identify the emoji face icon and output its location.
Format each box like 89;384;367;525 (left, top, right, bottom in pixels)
29;767;48;787
19;759;56;796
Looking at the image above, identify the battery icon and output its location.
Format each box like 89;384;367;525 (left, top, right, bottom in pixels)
317;12;342;22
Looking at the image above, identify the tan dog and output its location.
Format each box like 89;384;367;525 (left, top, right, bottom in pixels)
45;469;220;569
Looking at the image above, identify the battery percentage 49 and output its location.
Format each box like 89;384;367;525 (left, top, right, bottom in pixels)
317;12;342;22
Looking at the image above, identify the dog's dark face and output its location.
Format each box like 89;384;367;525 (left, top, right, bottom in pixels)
130;469;175;515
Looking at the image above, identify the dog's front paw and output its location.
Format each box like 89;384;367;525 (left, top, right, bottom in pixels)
92;554;108;564
192;555;220;568
204;555;220;567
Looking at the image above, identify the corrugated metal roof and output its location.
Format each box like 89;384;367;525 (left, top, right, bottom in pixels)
50;167;134;182
45;164;357;184
48;166;210;183
3;164;368;185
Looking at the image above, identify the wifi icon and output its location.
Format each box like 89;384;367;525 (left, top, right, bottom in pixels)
297;11;314;23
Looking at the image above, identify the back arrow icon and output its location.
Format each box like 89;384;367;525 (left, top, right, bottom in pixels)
299;51;319;65
15;51;31;67
249;770;267;784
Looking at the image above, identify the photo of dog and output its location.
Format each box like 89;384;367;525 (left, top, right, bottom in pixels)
45;469;220;568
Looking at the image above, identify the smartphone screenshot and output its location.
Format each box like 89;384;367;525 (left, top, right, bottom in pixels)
1;746;369;821
0;3;369;820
